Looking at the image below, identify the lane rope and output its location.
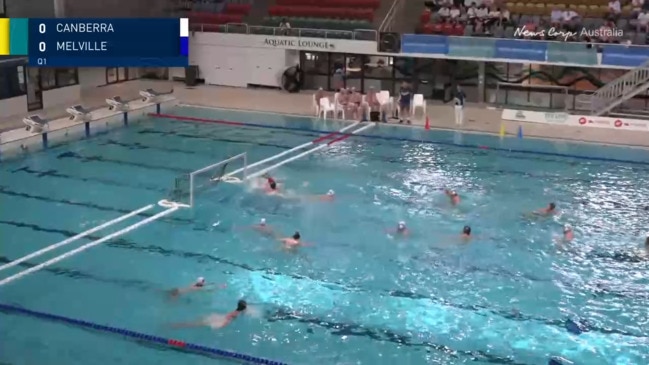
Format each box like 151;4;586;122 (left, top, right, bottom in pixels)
0;303;288;365
148;113;649;166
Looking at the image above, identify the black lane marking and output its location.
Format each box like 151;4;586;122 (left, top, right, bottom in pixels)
2;184;646;300
0;187;193;225
0;256;156;292
0;253;527;365
1;219;643;340
10;167;168;193
56;151;189;174
98;138;295;154
137;126;321;141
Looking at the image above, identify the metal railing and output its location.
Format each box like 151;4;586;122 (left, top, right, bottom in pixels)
379;0;403;33
190;23;378;41
590;59;649;115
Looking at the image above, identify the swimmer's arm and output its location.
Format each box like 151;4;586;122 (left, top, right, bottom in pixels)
202;283;228;291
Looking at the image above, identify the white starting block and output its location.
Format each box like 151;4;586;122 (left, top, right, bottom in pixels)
139;88;172;103
106;96;128;111
23;115;49;134
66;104;92;122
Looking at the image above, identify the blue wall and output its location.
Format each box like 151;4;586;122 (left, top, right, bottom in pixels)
400;34;648;68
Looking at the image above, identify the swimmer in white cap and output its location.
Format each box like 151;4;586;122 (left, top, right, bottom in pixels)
310;189;335;202
167;277;226;298
252;218;274;236
387;221;409;237
444;189;460;206
557;224;573;243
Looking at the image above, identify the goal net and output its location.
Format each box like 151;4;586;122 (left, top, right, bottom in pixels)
167;152;248;207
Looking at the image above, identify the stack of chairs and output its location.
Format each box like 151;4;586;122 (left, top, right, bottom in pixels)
263;0;379;32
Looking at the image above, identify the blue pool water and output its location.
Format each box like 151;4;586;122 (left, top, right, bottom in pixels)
1;106;649;365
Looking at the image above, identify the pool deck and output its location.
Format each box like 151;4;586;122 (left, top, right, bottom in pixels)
2;80;649;148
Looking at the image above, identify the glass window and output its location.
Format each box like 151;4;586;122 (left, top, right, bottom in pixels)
40;68;57;90
302;52;329;75
56;68;78;87
364;56;393;79
0;64;27;100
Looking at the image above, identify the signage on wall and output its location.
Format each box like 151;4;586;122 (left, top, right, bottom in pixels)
501;109;649;131
192;33;378;55
263;38;336;51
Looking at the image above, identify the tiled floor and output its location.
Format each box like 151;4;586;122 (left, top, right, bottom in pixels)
2;82;649;148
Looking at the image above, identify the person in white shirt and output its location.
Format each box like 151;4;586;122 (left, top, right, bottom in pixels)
449;5;461;19
608;0;621;20
562;6;579;31
632;0;644;16
486;8;501;27
466;2;478;25
437;6;450;19
638;11;649;32
476;4;489;21
550;7;563;26
279;18;291;35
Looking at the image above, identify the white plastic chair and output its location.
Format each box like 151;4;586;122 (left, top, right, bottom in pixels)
333;92;346;119
312;94;320;116
319;98;335;119
411;94;426;117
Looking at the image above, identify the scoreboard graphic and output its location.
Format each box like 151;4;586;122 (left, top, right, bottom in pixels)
0;18;189;67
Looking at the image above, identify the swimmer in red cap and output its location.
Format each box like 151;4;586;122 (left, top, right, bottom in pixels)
262;173;279;194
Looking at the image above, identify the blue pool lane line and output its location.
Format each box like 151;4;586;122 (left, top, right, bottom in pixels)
0;303;288;365
149;113;649;166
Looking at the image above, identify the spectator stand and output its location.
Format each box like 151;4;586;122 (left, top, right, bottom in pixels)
417;0;647;45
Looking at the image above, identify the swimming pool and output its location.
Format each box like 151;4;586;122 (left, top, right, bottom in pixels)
1;105;649;365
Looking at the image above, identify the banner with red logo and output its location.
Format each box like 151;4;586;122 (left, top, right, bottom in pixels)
501;109;649;131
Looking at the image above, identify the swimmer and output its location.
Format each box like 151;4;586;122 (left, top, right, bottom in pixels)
387;221;409;237
532;202;557;216
167;277;226;298
172;300;247;329
461;225;472;241
261;173;280;195
444;189;460;206
277;231;310;249
311;189;335;202
252;218;274;236
562;224;574;242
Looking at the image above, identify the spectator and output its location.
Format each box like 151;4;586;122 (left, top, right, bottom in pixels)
476;4;489;24
597;21;617;43
486;7;501;27
348;87;363;119
500;7;511;26
279;18;291;35
437;6;451;20
637;10;649;32
562;5;580;32
607;0;621;20
644;0;649;12
632;0;644;16
450;5;461;20
551;6;563;27
466;3;478;25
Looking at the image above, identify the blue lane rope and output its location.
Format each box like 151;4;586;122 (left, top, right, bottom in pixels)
0;303;288;365
150;113;649;166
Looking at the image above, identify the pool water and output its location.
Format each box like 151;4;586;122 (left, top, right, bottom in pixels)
1;106;649;365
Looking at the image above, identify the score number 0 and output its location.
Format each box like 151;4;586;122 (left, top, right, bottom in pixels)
36;23;47;65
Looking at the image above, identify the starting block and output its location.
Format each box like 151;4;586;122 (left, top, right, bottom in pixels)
106;96;128;111
66;104;92;122
23;115;49;133
139;88;172;103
